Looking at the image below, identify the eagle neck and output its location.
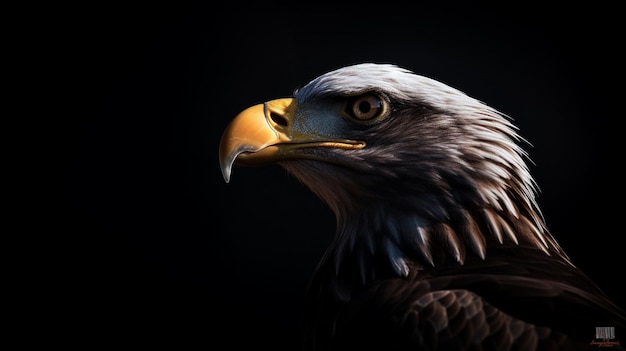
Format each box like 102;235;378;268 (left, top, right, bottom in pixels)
321;197;571;289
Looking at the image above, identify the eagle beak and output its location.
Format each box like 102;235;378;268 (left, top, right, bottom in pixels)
219;98;297;183
219;97;366;183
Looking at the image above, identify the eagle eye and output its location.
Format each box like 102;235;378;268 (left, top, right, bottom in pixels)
344;93;387;121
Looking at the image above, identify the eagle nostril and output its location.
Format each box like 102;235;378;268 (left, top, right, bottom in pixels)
270;112;288;127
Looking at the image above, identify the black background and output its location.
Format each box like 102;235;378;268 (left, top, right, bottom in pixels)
35;2;623;349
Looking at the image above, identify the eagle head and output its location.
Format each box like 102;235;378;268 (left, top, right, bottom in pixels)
219;63;567;280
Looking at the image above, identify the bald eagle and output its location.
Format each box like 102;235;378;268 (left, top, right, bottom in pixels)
219;63;625;350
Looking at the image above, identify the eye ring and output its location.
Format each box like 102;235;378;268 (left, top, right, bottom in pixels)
344;93;387;121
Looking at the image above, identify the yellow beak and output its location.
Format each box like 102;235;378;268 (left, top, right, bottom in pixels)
219;98;295;182
219;97;365;183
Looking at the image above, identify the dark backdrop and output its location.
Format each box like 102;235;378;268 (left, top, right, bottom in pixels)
37;2;623;349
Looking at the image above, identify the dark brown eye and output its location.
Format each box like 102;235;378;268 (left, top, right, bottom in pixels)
345;93;386;121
